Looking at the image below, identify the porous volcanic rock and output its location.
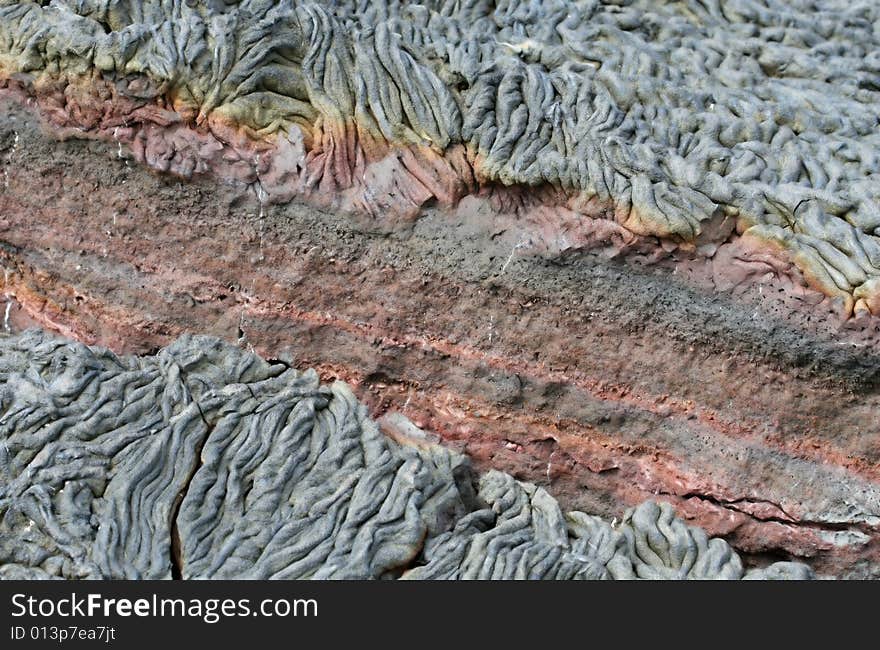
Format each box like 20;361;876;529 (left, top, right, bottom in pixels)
0;1;879;579
0;329;812;580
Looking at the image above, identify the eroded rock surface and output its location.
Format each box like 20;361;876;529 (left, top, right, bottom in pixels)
0;329;812;580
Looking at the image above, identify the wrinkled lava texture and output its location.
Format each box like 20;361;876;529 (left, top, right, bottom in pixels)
0;329;812;580
0;0;879;578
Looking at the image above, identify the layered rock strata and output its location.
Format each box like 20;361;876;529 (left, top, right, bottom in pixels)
0;94;879;577
0;1;879;578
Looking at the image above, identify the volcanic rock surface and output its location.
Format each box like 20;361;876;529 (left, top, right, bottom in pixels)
0;329;812;580
0;0;879;578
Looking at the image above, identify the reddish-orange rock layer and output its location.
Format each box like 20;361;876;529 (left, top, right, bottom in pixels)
1;94;879;578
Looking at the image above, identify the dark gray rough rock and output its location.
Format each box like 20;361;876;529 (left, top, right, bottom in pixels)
0;329;813;580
